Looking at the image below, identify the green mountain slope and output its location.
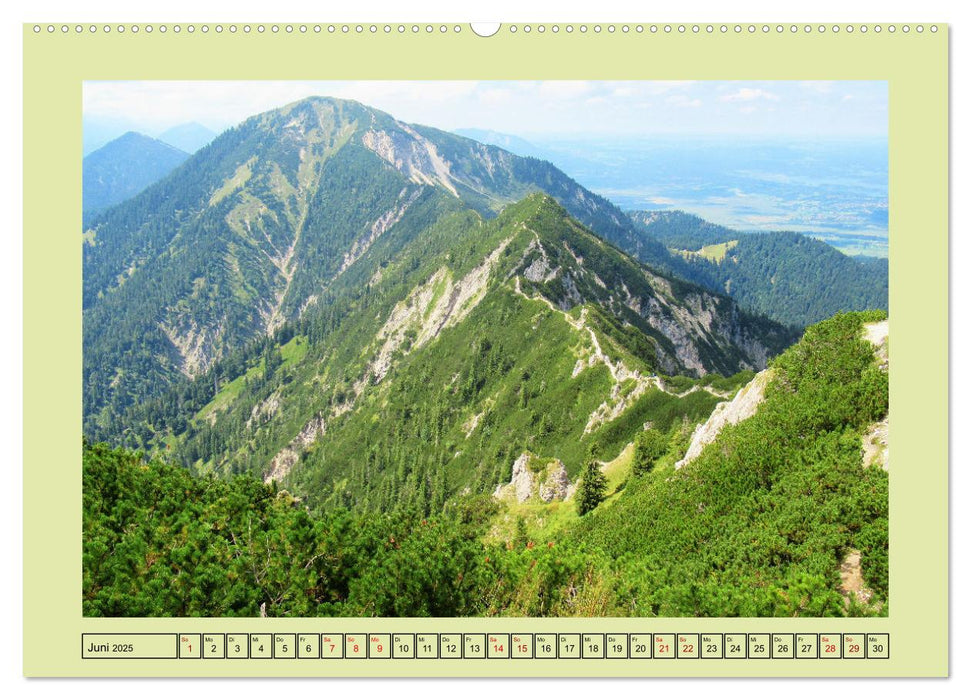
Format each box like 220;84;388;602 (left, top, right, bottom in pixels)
82;132;189;219
84;98;457;433
628;210;889;328
83;311;888;617
125;195;788;515
570;310;889;615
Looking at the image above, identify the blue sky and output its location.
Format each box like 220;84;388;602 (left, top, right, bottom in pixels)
83;80;887;142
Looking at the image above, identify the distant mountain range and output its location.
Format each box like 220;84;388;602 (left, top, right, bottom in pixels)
82;132;189;219
84;120;220;154
453;128;549;159
157;122;219;153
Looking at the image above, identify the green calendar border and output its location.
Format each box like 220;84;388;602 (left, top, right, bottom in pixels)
22;22;949;678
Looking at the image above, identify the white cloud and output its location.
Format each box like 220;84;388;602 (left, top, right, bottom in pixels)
330;80;480;104
479;88;514;106
639;80;698;95
537;81;594;100
666;95;703;108
800;80;836;93
720;88;779;103
84;80;486;133
83;80;887;141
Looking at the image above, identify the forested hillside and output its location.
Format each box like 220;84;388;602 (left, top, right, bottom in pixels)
110;195;787;513
628;210;739;251
83;98;684;437
629;210;889;328
84;312;888;617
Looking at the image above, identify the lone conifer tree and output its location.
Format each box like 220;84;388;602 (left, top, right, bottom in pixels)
632;428;668;476
577;461;607;515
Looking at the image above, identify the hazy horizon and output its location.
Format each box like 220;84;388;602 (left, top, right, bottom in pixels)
84;80;887;141
83;81;888;256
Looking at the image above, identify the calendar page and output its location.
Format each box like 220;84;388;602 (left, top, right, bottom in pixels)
21;20;947;677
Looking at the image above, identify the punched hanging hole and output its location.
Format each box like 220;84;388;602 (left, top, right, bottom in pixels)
470;23;501;37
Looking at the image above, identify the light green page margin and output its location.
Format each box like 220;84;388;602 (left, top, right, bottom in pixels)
23;23;948;677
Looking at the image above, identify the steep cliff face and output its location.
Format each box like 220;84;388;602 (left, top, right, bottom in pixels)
861;319;889;471
675;318;891;473
508;196;793;377
676;369;774;469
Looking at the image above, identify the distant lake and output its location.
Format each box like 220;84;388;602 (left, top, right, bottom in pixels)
529;136;888;257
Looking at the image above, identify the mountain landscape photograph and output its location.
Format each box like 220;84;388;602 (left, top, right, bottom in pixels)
81;81;889;618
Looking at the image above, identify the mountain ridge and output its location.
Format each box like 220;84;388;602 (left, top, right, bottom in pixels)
103;192;789;519
83;97;787;437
